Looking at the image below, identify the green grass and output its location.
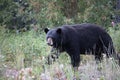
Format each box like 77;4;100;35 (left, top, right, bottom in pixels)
0;29;48;78
0;27;120;80
109;26;120;53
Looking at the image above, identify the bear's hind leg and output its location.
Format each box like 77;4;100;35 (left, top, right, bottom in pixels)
94;51;103;64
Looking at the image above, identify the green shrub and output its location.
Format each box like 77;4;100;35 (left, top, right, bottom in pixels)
109;24;120;52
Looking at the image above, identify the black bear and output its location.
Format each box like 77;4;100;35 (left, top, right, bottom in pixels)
44;23;120;69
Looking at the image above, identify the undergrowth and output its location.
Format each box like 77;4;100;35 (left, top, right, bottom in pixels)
0;26;120;80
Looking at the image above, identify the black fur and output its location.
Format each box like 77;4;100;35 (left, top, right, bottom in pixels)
44;23;120;67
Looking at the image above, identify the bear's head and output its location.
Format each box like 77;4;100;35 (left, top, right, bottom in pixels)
44;28;62;48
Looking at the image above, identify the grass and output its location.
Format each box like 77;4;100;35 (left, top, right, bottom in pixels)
0;27;120;80
108;26;120;53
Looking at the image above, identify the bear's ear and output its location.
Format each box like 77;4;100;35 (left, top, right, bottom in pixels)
56;28;62;34
44;28;49;34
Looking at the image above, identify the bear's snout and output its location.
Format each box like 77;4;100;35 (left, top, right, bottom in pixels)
47;38;53;46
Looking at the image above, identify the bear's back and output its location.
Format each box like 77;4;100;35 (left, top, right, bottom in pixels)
61;23;106;36
65;23;104;31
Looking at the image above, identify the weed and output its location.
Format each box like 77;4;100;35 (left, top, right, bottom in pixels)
0;29;120;80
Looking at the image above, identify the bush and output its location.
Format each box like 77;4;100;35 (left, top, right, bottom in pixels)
109;24;120;52
0;0;116;31
0;0;36;31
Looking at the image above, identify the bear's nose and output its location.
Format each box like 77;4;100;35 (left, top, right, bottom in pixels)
47;38;53;46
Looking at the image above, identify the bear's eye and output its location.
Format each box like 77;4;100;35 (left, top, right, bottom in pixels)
47;37;53;46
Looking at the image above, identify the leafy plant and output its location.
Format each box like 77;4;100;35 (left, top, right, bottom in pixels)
0;0;36;31
109;24;120;52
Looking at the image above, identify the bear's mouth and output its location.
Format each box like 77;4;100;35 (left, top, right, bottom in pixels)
47;37;53;46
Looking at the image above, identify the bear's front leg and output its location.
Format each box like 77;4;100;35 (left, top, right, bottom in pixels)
69;53;80;80
66;47;80;69
69;53;80;70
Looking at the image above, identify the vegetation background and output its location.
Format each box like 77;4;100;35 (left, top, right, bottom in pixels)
0;0;120;80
